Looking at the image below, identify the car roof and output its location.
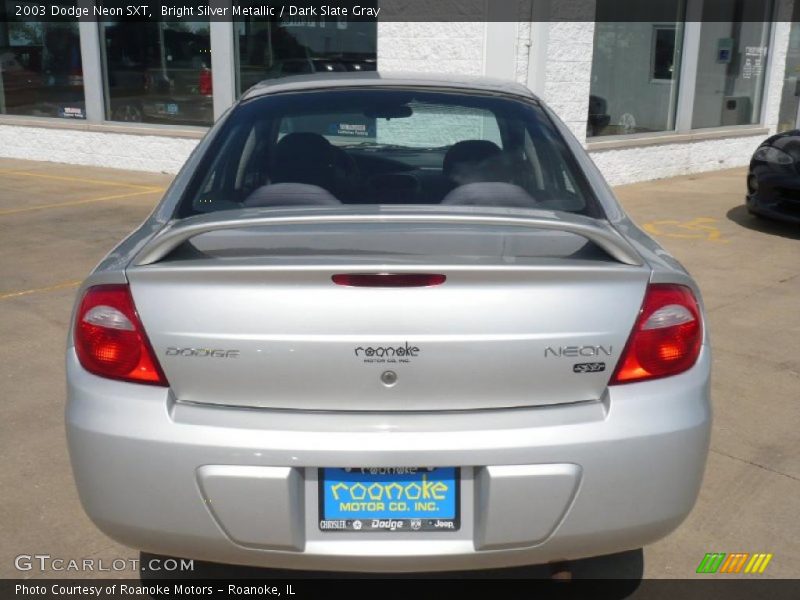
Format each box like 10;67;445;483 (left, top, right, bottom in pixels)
241;72;539;102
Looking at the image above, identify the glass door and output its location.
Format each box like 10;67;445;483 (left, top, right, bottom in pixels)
691;0;773;129
778;5;800;132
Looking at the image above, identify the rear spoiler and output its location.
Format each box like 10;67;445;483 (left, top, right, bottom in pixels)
133;208;644;267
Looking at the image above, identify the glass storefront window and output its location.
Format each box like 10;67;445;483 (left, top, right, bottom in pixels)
100;19;212;126
692;0;772;129
0;3;84;119
777;8;800;133
236;16;377;96
588;0;685;137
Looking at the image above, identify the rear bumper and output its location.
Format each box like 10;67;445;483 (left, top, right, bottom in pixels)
65;347;711;572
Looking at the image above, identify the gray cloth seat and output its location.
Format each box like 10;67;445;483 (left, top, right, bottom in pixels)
441;182;538;208
243;183;341;208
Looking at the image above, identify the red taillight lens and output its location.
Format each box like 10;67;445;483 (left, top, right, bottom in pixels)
74;285;168;386
610;284;702;385
332;273;446;287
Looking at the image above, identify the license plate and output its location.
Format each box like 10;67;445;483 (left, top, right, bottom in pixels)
319;467;459;532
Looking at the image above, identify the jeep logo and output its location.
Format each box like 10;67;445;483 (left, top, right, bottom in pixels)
544;345;613;358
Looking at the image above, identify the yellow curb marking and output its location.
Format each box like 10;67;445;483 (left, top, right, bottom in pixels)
0;169;163;191
643;217;728;243
0;188;163;216
0;280;80;301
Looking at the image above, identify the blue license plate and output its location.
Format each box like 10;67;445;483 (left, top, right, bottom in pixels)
319;467;459;532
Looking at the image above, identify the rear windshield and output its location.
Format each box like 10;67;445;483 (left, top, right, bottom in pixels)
178;88;601;218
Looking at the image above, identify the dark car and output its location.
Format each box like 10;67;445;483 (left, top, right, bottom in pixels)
746;130;800;224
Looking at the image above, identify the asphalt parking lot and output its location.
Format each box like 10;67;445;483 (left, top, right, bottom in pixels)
0;157;798;580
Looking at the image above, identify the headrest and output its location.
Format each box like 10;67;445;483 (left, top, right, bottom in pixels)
442;140;503;181
271;132;335;186
243;183;341;208
441;182;537;209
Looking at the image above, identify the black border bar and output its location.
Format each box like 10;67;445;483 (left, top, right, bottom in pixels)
3;578;800;600
0;0;789;23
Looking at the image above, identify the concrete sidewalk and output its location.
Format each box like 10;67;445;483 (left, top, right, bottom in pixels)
0;158;797;579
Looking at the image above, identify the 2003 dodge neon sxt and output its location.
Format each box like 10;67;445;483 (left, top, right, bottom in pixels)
66;73;711;572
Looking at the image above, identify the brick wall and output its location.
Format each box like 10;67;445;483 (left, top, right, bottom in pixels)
0;125;198;173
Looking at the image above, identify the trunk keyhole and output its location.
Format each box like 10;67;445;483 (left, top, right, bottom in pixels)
381;371;398;386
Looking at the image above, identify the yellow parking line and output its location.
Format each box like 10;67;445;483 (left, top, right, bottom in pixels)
0;169;163;191
643;217;728;243
0;188;163;216
0;280;80;301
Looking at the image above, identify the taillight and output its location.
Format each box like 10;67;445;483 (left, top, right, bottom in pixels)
74;285;168;386
610;284;702;385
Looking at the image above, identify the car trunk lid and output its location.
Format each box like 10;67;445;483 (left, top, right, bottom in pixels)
126;223;650;411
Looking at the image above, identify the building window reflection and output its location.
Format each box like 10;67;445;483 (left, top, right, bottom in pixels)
588;0;686;137
101;19;212;126
236;16;377;96
691;0;773;129
0;3;84;119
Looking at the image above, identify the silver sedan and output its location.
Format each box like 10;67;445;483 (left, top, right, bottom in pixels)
65;73;711;572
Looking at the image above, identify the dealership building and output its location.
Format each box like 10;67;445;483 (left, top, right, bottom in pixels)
0;0;799;185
